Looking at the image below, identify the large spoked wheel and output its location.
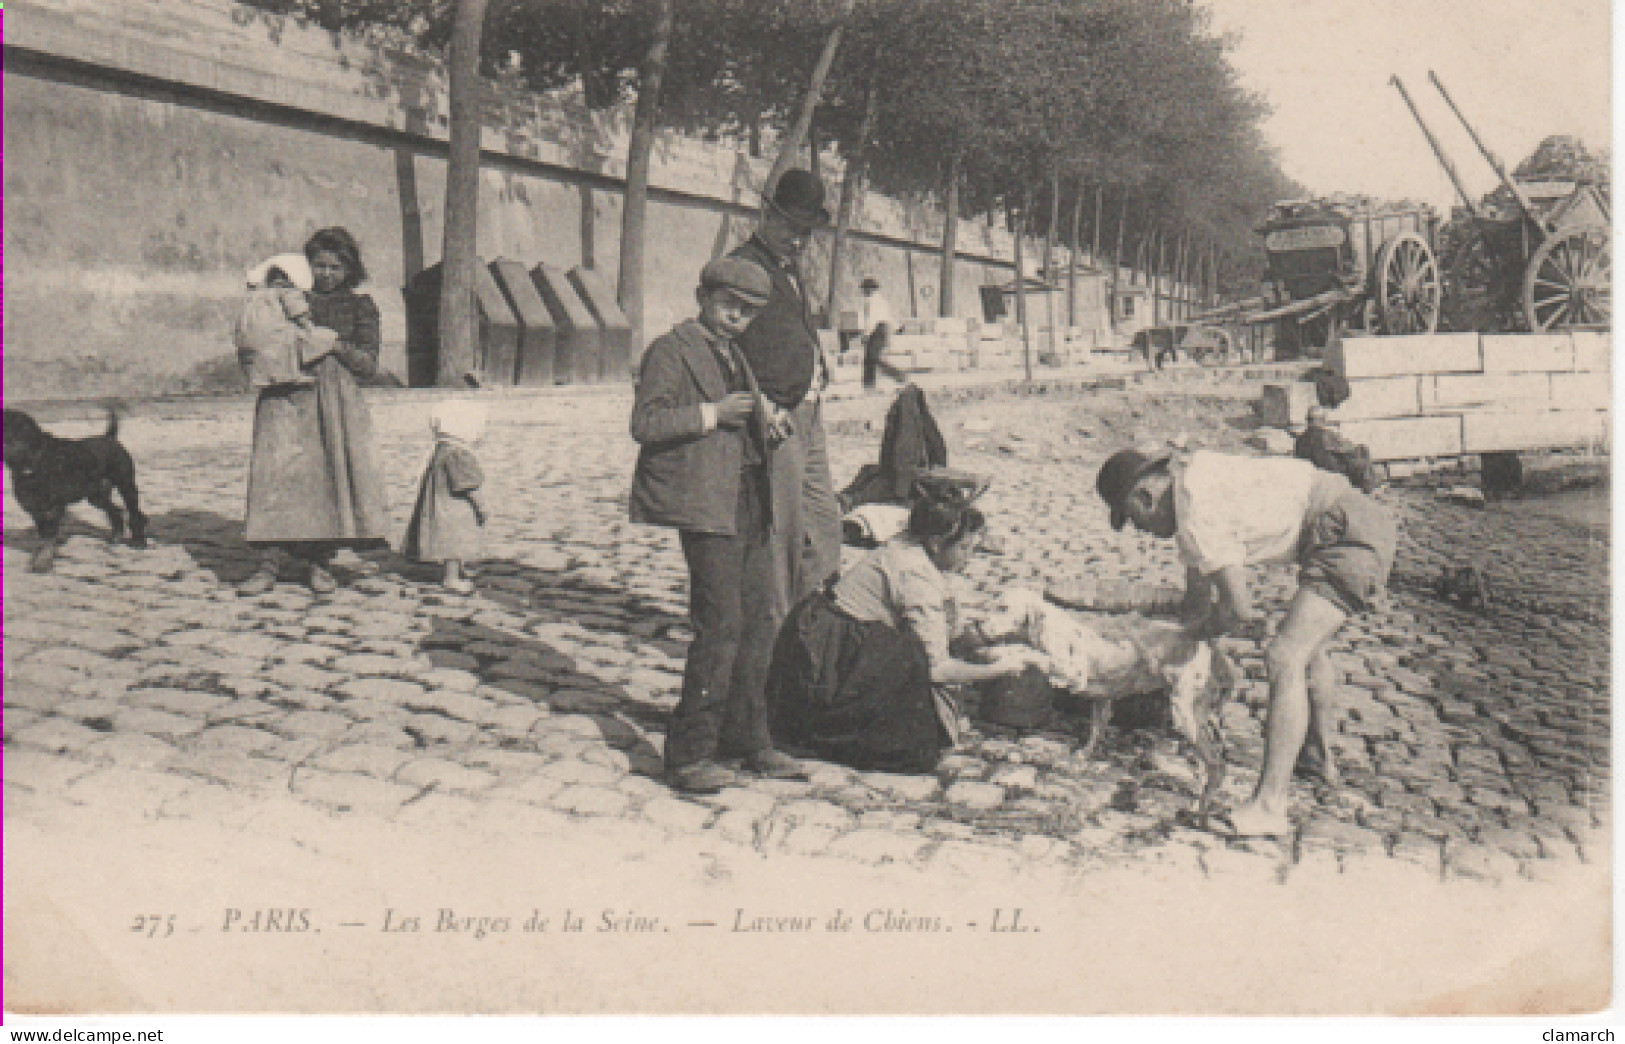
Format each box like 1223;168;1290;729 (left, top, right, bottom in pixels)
1523;227;1611;331
1375;232;1442;334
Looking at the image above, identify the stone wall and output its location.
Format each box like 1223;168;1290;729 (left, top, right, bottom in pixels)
3;0;1033;400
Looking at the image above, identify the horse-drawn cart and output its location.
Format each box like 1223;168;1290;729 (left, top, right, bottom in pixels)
1195;195;1443;355
1394;72;1611;333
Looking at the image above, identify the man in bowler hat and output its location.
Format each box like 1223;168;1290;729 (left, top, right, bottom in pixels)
730;168;843;617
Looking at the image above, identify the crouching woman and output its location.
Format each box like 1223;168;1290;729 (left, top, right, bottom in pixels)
765;488;1043;773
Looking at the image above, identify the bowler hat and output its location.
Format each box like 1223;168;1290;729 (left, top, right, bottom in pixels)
1096;448;1171;531
767;168;831;229
700;256;773;307
860;277;881;291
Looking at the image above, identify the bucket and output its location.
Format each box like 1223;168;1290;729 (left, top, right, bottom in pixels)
977;666;1055;729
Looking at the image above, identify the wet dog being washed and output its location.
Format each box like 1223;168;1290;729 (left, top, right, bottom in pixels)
3;408;148;572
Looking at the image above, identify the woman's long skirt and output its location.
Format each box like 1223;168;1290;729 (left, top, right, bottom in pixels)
244;357;389;550
765;590;950;773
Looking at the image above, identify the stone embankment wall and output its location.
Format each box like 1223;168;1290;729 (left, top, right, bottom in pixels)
4;0;1036;400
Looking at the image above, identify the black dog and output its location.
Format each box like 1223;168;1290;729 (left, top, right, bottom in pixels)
3;408;148;572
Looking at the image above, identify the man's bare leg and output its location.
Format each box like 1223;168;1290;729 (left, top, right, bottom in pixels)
1296;639;1341;786
1228;588;1346;836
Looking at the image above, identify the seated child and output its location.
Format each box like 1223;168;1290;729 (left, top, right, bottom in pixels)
234;253;337;387
403;400;489;594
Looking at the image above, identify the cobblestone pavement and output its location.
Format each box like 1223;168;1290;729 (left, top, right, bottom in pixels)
3;376;1611;888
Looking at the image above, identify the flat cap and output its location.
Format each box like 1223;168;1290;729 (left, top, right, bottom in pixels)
699;257;773;307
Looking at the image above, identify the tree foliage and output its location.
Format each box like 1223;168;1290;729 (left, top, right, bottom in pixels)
243;0;1298;310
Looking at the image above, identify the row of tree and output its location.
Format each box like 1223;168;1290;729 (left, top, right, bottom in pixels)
246;0;1300;382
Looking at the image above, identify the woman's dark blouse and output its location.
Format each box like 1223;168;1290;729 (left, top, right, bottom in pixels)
306;289;381;378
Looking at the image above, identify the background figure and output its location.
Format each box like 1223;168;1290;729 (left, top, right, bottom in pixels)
859;277;906;391
403;400;489;594
731;169;843;616
240;227;390;595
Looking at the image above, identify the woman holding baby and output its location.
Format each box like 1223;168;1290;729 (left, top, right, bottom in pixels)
764;474;1045;772
239;227;390;595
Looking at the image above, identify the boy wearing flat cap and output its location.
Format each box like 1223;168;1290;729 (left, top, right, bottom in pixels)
1096;446;1397;837
631;257;809;794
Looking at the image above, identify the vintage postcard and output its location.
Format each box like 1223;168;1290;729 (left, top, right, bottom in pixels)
2;0;1613;1020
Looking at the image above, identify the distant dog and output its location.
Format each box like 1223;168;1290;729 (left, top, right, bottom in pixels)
3;408;148;572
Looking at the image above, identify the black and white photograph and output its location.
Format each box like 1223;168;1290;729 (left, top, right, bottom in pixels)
0;0;1614;1024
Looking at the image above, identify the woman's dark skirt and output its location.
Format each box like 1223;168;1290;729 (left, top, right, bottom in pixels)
765;590;950;773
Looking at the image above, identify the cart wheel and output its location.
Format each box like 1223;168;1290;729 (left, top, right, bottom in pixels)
1375;231;1442;334
1523;227;1611;331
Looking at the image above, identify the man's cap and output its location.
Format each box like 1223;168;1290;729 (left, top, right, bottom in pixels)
860;276;881;291
699;257;773;307
767;168;832;229
1095;447;1171;531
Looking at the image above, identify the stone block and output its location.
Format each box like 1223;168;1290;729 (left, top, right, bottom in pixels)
827;829;932;866
640;797;715;834
395;758;499;793
1259;382;1316;427
1479;333;1573;373
112;707;208;740
536;759;623;787
776;799;857;832
1328;376;1424;421
549;784;631;817
1337;416;1463;462
1328;333;1481;378
930;840;1022;877
291;769;418;815
1421;373;1552;411
83;733;177;770
1459;409;1608;454
779;823;841;856
313;743;415;779
1571;331;1610;373
944;781;1006;810
1548;372;1612;411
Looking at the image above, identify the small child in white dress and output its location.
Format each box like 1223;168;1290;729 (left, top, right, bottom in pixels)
233;253;337;387
403;401;489;594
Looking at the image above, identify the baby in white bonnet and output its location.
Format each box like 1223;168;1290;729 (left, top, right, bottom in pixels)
233;252;338;387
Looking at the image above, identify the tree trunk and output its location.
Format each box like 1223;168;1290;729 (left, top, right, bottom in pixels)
1110;188;1127;333
1176;229;1189;318
1066;182;1083;327
827;65;880;319
435;0;492;386
939;150;961;318
1013;193;1032;381
765;3;853;194
1154;228;1166;327
1092;184;1104;262
1177;230;1190;320
616;0;674;358
1044;169;1060;358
